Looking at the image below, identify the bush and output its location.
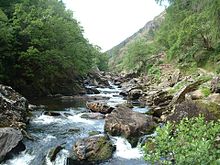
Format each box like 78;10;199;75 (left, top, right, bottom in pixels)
143;116;220;164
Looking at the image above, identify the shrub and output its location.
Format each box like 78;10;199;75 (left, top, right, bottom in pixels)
143;116;220;164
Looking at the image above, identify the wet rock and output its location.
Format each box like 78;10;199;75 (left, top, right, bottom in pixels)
0;84;29;128
128;89;143;100
104;105;157;147
80;113;105;119
86;88;100;94
119;91;128;97
86;102;114;114
43;111;61;116
48;145;64;162
68;135;115;164
28;104;45;111
0;128;25;162
88;131;102;136
68;128;81;133
166;101;217;123
211;77;220;93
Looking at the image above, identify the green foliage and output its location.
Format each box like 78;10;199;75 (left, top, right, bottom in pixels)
200;86;211;97
144;116;220;164
147;65;161;81
156;0;220;70
0;0;104;96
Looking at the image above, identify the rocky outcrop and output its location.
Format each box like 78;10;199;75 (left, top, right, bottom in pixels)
169;79;206;106
0;84;29;128
104;105;157;146
145;90;173;118
85;67;110;88
67;135;115;164
211;77;220;93
0;128;25;162
86;102;114;114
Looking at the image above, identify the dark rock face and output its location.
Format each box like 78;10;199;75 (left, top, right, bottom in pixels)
104;105;157;146
0;128;25;162
0;84;29;128
85;68;110;87
68;135;115;164
86;102;114;114
211;77;220;93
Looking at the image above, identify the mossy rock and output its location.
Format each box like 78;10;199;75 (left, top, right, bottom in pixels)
72;135;116;163
195;100;220;119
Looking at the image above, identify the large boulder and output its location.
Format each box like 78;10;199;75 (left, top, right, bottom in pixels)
166;101;216;123
104;105;157;147
211;77;220;93
67;135;115;164
128;89;143;100
0;128;25;162
86;102;114;114
0;84;29;128
193;94;220;119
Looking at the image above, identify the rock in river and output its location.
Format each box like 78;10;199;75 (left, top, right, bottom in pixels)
104;105;157;147
0;128;25;162
0;84;29;128
67;135;115;164
86;102;114;114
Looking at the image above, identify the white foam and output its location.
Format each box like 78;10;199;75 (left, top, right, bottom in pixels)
43;135;56;142
46;149;69;165
3;152;35;165
113;137;143;159
31;115;63;124
67;113;95;125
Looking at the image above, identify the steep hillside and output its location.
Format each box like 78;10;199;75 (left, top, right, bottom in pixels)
107;11;165;72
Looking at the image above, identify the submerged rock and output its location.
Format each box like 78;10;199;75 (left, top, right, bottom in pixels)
0;128;25;162
67;135;115;164
86;102;114;114
80;113;105;119
86;88;100;94
0;84;29;128
104;105;157;147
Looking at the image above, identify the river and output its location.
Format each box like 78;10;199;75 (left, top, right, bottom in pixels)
2;82;148;165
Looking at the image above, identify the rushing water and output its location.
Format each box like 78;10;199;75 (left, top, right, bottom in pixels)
2;82;148;165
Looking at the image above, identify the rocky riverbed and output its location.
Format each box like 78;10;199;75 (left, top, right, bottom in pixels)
1;67;220;165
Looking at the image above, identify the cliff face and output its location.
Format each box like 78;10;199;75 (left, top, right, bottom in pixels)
107;11;165;71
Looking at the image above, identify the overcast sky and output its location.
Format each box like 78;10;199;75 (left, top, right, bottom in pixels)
63;0;166;51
